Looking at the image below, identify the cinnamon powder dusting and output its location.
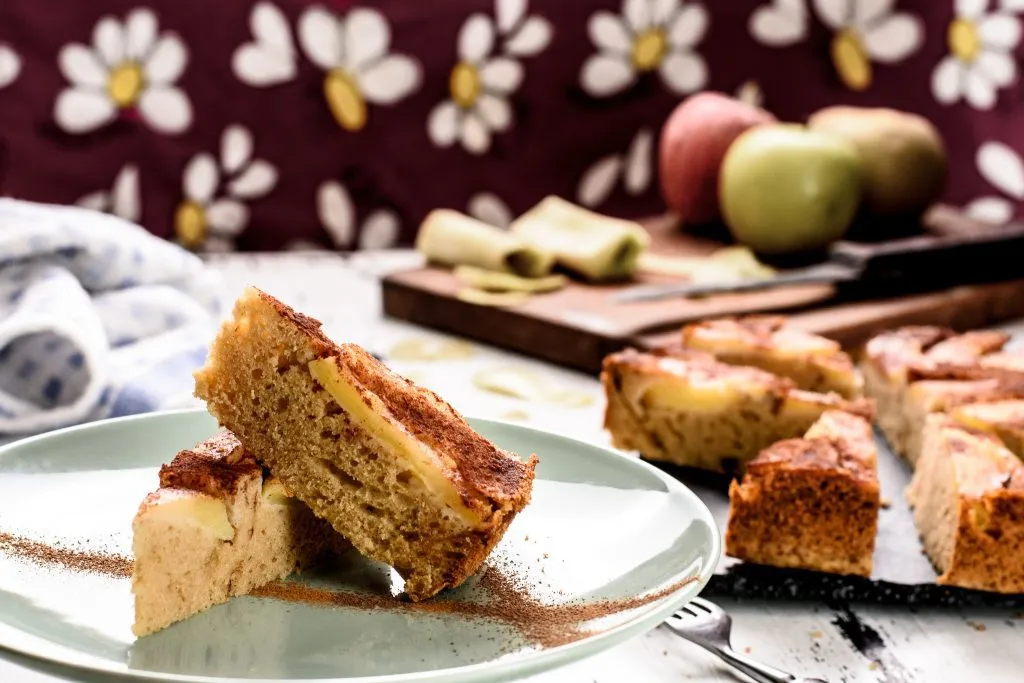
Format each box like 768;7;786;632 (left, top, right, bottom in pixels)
0;530;698;651
0;532;133;578
255;559;698;649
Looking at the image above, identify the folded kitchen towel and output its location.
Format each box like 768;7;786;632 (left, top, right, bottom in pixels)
0;199;223;434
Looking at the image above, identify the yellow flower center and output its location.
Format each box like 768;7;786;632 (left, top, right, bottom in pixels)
323;69;367;131
107;62;144;108
831;29;872;91
632;29;668;71
449;62;481;108
175;201;207;250
948;18;982;62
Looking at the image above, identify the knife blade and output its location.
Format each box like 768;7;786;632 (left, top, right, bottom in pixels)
613;221;1024;304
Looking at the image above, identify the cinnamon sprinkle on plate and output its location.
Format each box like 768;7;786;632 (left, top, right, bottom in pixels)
0;532;133;578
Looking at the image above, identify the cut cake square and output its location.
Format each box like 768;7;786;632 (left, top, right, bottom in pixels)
907;415;1024;593
725;410;879;577
601;347;873;472
680;316;862;398
132;430;344;636
193;287;538;601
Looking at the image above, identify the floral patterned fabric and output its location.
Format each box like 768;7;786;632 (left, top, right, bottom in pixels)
0;0;1022;252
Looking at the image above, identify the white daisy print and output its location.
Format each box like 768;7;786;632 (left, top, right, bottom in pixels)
0;44;21;88
577;127;655;208
175;125;279;251
579;0;709;97
749;0;923;92
965;141;1024;224
468;192;514;228
317;181;400;250
54;8;192;134
76;164;141;223
932;0;1022;110
497;0;554;56
428;1;552;155
232;2;297;87
297;6;421;131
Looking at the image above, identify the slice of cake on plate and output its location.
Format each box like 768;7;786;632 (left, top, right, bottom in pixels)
193;287;538;602
725;410;879;577
132;430;345;637
601;347;873;472
680;316;862;398
907;415;1024;593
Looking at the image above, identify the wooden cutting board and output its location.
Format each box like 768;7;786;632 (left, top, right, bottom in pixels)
382;206;1024;374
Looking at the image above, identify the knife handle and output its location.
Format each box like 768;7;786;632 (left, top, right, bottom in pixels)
829;221;1024;283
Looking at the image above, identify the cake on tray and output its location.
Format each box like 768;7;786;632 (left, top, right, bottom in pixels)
861;327;1024;463
132;430;345;637
193;287;538;602
601;347;873;472
907;415;1024;594
725;410;880;577
680;316;862;398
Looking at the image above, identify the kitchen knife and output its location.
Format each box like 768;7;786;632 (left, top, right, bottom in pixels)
613;221;1024;304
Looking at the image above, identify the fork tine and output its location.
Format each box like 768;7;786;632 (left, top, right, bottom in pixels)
692;597;717;612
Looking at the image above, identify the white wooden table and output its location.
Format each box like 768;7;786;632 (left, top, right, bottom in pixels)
2;251;1020;683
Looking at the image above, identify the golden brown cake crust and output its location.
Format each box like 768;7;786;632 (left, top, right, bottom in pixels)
158;431;262;497
725;411;879;577
607;346;796;394
862;325;954;375
256;290;536;512
680;316;858;397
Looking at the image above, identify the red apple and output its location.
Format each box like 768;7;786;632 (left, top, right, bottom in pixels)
659;92;777;225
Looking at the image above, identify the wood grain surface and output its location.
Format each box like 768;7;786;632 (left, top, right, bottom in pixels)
383;207;1024;373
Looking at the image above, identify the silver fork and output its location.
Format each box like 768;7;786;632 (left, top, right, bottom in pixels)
663;597;827;683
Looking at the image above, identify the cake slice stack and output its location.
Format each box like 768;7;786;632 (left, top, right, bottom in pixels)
193;287;538;601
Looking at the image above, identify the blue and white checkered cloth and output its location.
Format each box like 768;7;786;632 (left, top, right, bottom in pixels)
0;199;223;434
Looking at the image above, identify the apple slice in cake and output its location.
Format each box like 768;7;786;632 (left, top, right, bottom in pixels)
132;430;344;636
193;287;538;601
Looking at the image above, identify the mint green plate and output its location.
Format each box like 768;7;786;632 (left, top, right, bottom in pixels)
0;409;720;683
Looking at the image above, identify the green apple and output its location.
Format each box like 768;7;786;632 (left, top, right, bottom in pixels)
719;124;865;255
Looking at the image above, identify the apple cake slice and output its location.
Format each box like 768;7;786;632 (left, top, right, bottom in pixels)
601;347;873;472
861;327;1021;459
907;415;1024;593
132;430;344;637
725;410;879;577
681;316;862;398
193;287;538;601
